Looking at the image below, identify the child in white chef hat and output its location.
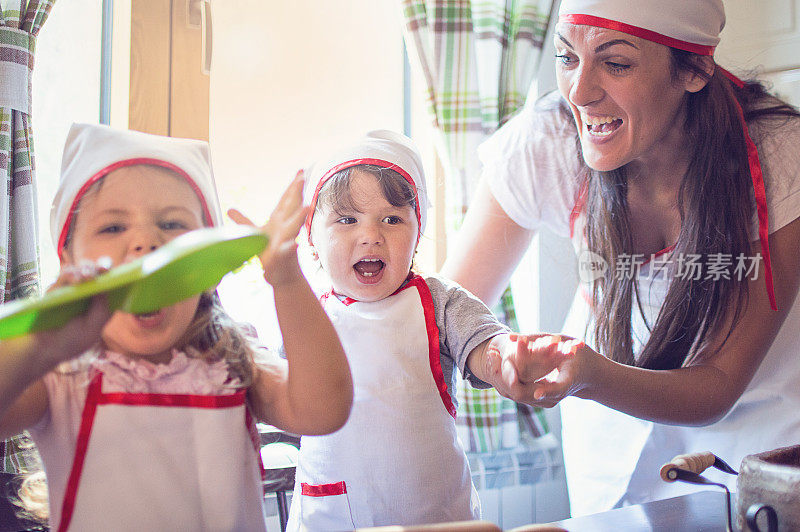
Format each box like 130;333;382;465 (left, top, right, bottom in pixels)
0;123;352;531
289;130;577;530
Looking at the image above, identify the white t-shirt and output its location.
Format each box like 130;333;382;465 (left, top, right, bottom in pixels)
482;92;582;238
481;90;800;514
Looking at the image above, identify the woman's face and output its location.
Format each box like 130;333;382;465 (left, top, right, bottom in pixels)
62;165;206;363
554;23;700;172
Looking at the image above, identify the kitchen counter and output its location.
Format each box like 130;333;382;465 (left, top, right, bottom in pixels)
543;490;730;531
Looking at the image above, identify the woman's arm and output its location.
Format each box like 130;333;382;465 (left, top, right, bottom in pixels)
0;294;110;438
231;173;353;435
508;216;800;426
441;180;535;306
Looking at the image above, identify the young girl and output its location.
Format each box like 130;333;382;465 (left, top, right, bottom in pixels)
0;123;352;531
289;130;573;529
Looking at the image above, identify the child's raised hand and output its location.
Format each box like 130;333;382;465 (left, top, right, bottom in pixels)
228;170;310;286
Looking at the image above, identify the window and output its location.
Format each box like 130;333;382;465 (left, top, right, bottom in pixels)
208;1;434;344
32;0;104;285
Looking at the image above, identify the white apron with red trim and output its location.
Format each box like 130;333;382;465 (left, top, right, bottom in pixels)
560;220;800;516
286;275;480;530
56;374;267;532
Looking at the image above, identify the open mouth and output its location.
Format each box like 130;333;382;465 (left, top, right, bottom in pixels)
353;258;385;283
583;115;623;137
133;309;164;327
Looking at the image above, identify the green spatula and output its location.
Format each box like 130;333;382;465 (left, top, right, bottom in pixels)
0;225;268;340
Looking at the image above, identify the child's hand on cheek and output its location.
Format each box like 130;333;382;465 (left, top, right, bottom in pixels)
228;170;310;287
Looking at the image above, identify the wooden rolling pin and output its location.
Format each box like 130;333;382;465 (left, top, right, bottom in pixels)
660;451;738;482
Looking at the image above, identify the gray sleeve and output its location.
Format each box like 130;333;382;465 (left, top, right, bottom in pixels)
425;274;509;391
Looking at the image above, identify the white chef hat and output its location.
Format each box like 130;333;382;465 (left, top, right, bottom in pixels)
558;0;725;55
51;123;222;259
304;130;429;241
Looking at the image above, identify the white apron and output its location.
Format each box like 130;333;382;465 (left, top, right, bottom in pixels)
561;216;800;516
56;373;267;532
287;274;480;530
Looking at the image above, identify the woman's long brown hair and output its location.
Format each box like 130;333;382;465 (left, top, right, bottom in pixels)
576;49;799;369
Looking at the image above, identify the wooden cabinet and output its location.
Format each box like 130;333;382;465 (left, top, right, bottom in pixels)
129;0;210;140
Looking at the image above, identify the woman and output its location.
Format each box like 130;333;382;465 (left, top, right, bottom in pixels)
443;0;800;516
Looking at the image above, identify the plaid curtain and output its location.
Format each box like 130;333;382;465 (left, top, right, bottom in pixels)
401;0;553;452
0;0;55;474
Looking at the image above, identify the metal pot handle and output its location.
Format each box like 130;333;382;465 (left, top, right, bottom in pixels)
746;504;778;532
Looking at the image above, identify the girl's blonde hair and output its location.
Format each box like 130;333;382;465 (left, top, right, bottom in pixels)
175;290;257;387
14;470;48;524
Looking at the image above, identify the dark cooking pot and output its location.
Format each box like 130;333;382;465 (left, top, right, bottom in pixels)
736;445;800;531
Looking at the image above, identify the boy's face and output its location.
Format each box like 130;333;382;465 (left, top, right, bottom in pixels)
61;165;205;363
311;169;418;302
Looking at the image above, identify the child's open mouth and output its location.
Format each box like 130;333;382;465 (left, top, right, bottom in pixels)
353;258;385;284
133;310;165;327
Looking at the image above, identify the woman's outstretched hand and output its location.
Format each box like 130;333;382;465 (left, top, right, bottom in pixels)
473;333;596;407
228;170;310;287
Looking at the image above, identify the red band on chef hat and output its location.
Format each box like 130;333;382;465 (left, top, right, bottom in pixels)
559;0;778;310
52;124;223;260
304;130;429;244
558;0;724;55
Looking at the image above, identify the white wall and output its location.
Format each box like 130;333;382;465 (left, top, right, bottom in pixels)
717;0;800;107
208;1;410;345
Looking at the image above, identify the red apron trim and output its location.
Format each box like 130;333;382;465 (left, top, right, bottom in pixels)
559;14;716;55
339;295;359;306
57;375;104;532
719;68;776;311
640;244;676;266
304;157;423;244
246;409;267;481
324;289;357;306
97;389;245;408
407;274;458;419
580;285;593;308
58;373;251;532
57;158;215;259
301;481;347;497
569;179;589;239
